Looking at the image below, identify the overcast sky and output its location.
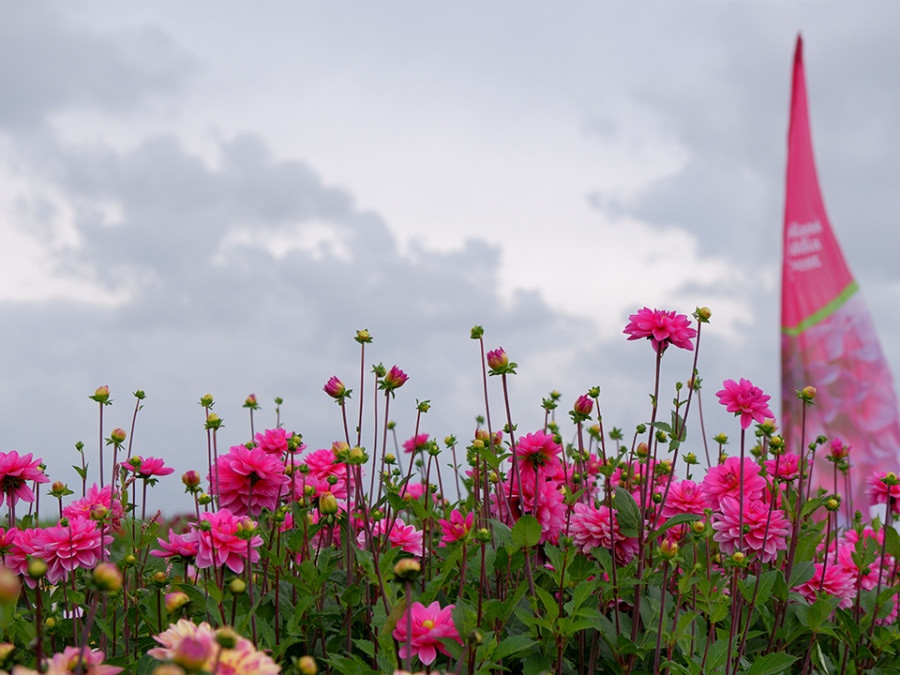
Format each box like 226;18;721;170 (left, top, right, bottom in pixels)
2;2;899;513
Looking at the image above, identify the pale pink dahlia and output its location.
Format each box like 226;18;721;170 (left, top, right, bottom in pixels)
569;502;639;563
623;308;696;353
210;445;290;516
701;457;766;510
393;601;462;666
715;378;773;430
192;509;263;573
35;517;113;585
711;497;789;563
43;646;122;675
0;451;49;509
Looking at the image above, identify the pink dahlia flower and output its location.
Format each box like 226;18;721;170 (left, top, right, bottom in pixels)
492;477;566;545
210;445;290;516
323;376;347;400
192;509;263;573
35;517;113;585
715;378;773;430
837;542;892;592
254;427;293;456
305;447;348;482
403;434;430;454
122;456;174;479
792;562;856;609
150;530;199;561
393;601;462;666
763;452;808;481
362;519;423;556
383;365;409;390
660;480;707;519
438;510;474;546
514;430;563;481
569;502;639;563
868;472;900;514
0;451;49;509
62;484;124;532
711;497;790;563
149;619;279;675
43;646;122;675
5;527;40;582
701;457;766;510
623;307;697;353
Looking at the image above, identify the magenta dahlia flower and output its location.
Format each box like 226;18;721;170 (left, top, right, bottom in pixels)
0;450;49;509
492;477;566;545
254;427;293;456
514;430;563;481
868;472;900;514
763;452;808;481
792;562;856;609
711;496;790;563
122;456;174;479
393;601;462;666
660;479;707;519
63;483;125;532
192;509;263;573
150;530;199;561
701;456;766;510
715;378;773;430
569;502;639;563
623;307;697;354
210;445;290;516
403;433;430;454
437;510;474;546
35;516;113;584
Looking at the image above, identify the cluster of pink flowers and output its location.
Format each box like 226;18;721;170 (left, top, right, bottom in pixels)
149;619;279;674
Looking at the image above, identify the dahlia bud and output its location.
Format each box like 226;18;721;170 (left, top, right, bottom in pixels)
474;528;491;543
694;306;712;322
229;578;247;595
50;481;68;497
91;385;110;404
0;642;14;662
659;539;678;560
323;376;347;400
355;329;372;344
381;365;409;391
93;562;123;592
27;558;48;580
713;433;728;445
691;520;706;535
205;413;223;430
470;325;484;339
182;470;201;490
199;394;214;408
349;446;365;464
731;551;745;565
416;399;431;413
216;627;239;649
198;493;212;506
486;348;509;372
393;558;421;581
636;442;649;458
0;567;21;603
829;439;850;461
243;393;259;409
166;591;190;612
151;571;168;586
825;498;841;512
110;428;126;444
90;504;109;521
571;394;593;421
298;656;318;675
319;493;339;516
798;385;817;403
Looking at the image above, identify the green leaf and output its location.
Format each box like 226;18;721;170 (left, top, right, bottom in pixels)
745;651;799;675
492;634;535;661
613;487;641;538
511;515;542;548
788;561;816;589
648;512;700;540
885;524;900;559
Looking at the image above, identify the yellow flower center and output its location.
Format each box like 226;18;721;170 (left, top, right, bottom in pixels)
422;619;435;630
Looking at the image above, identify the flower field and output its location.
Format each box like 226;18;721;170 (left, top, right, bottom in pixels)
1;309;899;675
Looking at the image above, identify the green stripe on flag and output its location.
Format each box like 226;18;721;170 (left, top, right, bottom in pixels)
782;280;858;336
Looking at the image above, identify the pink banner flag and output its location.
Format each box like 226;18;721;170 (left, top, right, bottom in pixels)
781;35;900;518
781;36;900;517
